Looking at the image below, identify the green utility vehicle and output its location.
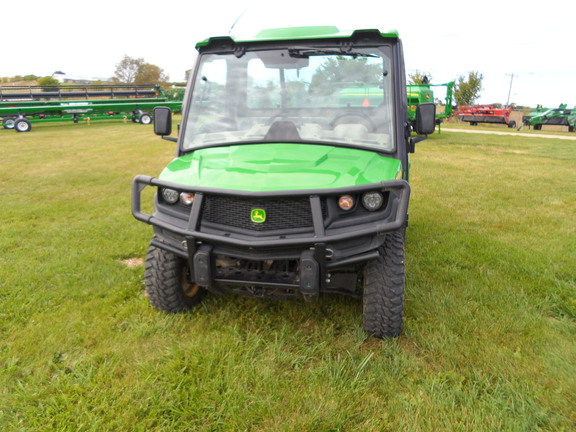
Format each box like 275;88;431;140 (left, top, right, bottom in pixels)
132;26;435;338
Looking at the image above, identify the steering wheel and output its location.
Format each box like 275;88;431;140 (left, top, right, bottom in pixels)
331;113;376;132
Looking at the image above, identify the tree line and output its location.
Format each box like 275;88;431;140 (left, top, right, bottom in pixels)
4;56;484;107
1;55;171;88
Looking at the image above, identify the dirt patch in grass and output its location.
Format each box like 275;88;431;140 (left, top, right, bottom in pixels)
121;257;143;268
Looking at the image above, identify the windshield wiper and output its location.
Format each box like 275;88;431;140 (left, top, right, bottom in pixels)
288;47;377;58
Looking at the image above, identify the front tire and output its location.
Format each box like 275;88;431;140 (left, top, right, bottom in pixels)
362;230;405;338
144;240;206;312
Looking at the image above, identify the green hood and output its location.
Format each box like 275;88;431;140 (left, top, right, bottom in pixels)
159;143;401;192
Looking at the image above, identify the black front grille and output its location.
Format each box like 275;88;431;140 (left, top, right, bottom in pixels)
202;195;317;232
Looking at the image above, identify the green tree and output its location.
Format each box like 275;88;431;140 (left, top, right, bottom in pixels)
135;63;169;85
408;70;432;85
37;76;60;91
454;71;483;106
113;55;144;83
310;57;382;94
113;55;169;84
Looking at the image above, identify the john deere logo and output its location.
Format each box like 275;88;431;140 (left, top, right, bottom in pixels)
251;208;266;223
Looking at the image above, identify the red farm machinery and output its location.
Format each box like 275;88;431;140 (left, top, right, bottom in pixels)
455;104;517;129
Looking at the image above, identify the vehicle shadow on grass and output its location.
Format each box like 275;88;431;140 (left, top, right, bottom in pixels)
190;290;364;339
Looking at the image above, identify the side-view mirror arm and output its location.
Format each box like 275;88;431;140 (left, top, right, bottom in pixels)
408;136;428;153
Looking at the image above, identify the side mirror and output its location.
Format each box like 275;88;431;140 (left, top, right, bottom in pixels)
153;106;173;136
415;103;436;135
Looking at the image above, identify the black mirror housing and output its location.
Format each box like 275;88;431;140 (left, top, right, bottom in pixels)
415;103;436;135
153;106;173;136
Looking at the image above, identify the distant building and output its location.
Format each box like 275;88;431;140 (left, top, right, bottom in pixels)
52;71;105;84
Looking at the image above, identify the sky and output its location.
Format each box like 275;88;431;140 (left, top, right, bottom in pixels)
1;0;573;108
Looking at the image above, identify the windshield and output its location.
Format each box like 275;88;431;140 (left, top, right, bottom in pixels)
182;45;395;152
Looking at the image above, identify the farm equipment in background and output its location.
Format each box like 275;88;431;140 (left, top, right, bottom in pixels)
337;80;454;132
407;81;454;130
0;84;183;132
522;104;576;132
521;104;549;125
454;104;517;128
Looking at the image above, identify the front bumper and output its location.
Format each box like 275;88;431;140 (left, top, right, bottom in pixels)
132;175;409;296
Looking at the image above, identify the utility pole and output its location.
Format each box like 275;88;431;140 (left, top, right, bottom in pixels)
505;73;514;108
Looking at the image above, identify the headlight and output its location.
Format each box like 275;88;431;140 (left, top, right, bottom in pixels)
361;191;384;211
180;192;195;206
338;195;354;211
161;188;179;204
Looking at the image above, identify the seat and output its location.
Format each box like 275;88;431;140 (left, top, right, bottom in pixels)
264;121;301;141
333;123;369;140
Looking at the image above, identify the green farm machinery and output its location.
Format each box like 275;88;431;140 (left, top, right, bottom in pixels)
0;84;183;132
407;81;454;128
522;104;576;132
337;80;453;131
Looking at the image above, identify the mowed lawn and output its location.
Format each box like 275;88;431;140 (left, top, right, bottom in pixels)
0;120;574;431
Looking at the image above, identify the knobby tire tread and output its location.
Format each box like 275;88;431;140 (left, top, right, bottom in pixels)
363;230;405;338
144;240;204;312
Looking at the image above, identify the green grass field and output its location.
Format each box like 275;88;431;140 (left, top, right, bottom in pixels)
1;120;574;431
